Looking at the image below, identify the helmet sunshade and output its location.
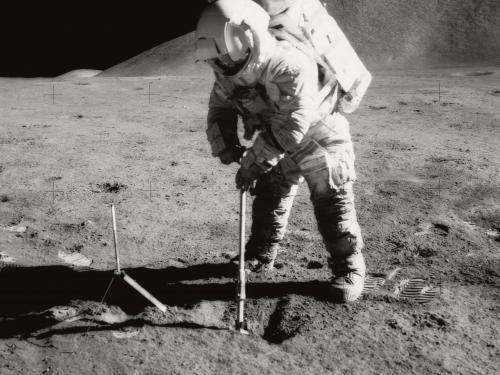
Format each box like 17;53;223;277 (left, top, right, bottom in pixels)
224;22;251;61
195;0;271;76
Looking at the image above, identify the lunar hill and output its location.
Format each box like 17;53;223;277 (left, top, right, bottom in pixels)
100;0;500;77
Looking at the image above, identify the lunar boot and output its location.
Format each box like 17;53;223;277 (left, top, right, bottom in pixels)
329;251;366;302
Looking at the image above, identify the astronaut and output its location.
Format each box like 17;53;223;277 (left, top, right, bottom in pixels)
195;0;371;302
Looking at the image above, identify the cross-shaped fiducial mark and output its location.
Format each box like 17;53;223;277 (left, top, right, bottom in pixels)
43;180;64;202
140;82;160;104
139;180;160;202
428;177;450;197
44;84;62;104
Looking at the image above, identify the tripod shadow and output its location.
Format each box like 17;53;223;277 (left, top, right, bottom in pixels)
0;263;329;338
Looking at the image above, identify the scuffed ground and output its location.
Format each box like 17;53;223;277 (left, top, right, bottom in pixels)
0;68;499;374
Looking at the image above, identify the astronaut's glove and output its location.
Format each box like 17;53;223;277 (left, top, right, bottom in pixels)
235;164;261;192
235;149;264;191
339;92;361;114
236;132;284;190
218;145;245;165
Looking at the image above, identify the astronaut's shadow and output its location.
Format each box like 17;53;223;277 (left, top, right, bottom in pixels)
0;263;329;338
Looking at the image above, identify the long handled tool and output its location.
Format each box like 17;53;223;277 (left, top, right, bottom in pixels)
235;189;249;334
110;205;167;313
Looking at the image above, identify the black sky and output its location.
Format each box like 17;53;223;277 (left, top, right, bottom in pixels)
0;1;207;77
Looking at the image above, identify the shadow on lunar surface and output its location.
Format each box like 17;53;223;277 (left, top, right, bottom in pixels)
0;264;331;338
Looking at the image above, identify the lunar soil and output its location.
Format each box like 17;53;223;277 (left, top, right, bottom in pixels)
0;67;499;374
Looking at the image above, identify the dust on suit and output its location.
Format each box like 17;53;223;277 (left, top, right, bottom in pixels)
206;40;364;265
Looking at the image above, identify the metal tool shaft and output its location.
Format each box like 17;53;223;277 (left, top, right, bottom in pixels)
111;205;120;274
120;272;167;313
236;189;247;332
110;204;166;313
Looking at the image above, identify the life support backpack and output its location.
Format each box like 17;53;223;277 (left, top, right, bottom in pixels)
265;0;370;95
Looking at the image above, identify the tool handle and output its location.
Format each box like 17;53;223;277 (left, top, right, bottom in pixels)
239;189;246;267
236;189;247;332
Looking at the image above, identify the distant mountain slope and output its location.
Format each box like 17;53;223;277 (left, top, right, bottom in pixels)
330;0;500;67
99;33;211;77
101;0;500;77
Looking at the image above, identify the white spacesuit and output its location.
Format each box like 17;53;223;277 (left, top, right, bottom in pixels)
196;0;370;302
